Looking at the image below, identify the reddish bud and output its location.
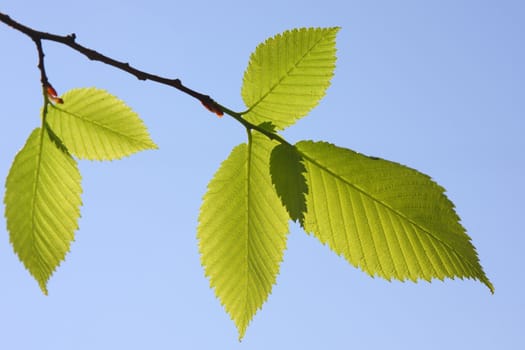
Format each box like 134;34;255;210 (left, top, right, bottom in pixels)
46;84;64;104
201;100;223;117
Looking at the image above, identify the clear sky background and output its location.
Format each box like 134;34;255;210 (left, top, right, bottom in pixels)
1;1;523;349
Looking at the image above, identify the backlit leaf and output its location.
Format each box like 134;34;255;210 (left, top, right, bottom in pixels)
46;87;157;160
4;126;82;294
296;141;493;292
198;133;289;339
242;27;339;130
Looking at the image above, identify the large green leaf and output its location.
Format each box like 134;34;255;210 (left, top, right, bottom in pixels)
295;141;493;292
4;126;82;294
241;27;339;130
198;133;289;339
46;87;157;160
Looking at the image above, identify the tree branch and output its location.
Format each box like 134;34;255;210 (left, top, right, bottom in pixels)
0;12;291;144
0;12;223;116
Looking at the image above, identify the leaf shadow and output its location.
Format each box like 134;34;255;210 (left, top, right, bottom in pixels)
44;122;70;155
270;143;308;225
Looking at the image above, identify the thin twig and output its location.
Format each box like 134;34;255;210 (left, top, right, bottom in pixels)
0;12;288;144
0;12;222;116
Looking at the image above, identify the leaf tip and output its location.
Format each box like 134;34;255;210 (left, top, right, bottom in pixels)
39;282;49;296
148;140;160;151
483;278;495;294
237;328;247;342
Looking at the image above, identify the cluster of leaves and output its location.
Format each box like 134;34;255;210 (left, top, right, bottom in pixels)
5;88;157;294
3;27;492;340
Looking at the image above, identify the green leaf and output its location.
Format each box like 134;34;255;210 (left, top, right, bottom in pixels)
46;87;157;160
257;121;277;133
296;141;494;293
198;133;289;339
242;27;339;130
4;126;82;294
270;143;308;224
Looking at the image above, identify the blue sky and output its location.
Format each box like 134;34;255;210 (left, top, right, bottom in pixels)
1;1;523;349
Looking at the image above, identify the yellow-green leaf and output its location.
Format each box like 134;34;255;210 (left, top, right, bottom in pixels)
296;141;493;292
198;133;289;339
242;27;339;130
4;127;82;294
46;87;157;160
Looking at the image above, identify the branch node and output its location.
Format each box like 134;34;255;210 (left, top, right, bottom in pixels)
201;97;224;117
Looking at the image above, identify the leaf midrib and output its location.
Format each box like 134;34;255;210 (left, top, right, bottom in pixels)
30;128;48;287
51;104;153;147
241;132;253;333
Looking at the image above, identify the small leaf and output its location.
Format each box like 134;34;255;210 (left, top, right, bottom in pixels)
270;143;308;224
4;127;82;294
296;141;494;293
257;121;277;133
198;133;289;339
46;87;157;160
242;27;339;130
